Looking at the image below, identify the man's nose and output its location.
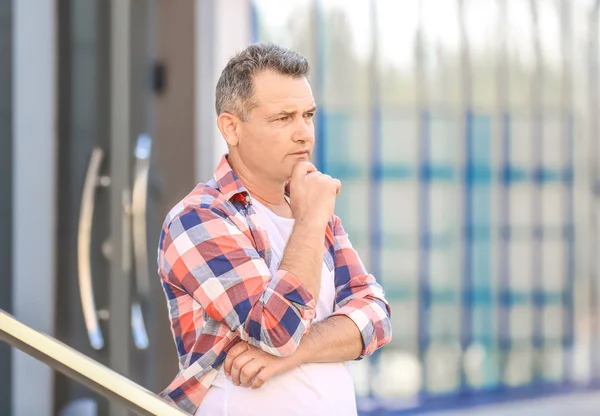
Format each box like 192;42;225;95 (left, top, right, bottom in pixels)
293;117;314;143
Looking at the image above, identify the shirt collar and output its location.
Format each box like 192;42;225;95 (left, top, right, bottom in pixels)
212;154;292;203
212;154;250;203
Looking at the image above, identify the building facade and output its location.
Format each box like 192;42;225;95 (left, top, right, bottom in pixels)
1;0;600;415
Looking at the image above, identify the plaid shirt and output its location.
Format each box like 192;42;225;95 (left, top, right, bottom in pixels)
157;155;392;414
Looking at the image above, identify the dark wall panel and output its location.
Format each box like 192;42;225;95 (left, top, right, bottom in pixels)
0;0;12;415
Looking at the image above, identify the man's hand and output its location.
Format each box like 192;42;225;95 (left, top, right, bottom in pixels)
224;341;300;389
278;162;342;301
288;161;341;228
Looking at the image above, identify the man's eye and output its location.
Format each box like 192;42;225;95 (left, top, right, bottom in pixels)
277;116;290;121
305;112;315;118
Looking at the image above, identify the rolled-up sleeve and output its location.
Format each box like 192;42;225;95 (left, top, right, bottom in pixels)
330;215;392;358
158;206;316;357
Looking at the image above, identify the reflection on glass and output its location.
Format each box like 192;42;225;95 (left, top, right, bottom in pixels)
506;0;535;107
464;0;499;107
376;0;419;104
420;0;461;105
319;0;372;106
464;342;486;386
464;343;501;389
388;299;419;347
373;349;422;398
503;92;536;387
430;305;461;340
537;0;562;106
570;0;595;387
541;346;563;382
424;111;462;394
425;342;461;393
252;0;313;56
351;358;370;398
505;347;533;387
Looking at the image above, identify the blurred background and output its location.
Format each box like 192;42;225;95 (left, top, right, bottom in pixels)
2;0;600;415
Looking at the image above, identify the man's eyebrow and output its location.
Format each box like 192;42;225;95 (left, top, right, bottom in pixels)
266;107;317;119
271;109;296;117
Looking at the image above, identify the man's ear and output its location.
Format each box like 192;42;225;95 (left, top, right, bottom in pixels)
217;112;241;146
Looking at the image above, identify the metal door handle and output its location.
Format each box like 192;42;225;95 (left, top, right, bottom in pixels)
130;134;153;350
77;148;110;350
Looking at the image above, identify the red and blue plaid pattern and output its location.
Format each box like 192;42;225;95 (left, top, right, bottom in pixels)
158;155;392;413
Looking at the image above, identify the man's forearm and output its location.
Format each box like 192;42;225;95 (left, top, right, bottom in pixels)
279;222;324;302
226;315;365;389
291;315;363;365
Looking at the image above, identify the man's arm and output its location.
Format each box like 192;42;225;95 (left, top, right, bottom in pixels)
224;215;392;387
160;204;322;357
293;315;362;363
279;220;325;302
329;214;392;357
224;315;361;388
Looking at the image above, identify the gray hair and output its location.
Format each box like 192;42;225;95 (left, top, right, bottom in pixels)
215;43;310;121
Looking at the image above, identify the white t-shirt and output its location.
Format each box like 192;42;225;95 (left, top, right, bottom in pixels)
196;197;357;416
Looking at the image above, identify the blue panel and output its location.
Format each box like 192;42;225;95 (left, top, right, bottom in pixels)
472;238;492;287
418;110;431;384
470;116;491;163
502;166;529;183
563;114;575;381
323;162;363;180
315;109;327;172
422;164;455;181
499;102;512;362
323;112;350;163
313;0;326;173
367;96;384;400
249;0;259;43
463;112;495;391
532;112;543;383
373;164;414;180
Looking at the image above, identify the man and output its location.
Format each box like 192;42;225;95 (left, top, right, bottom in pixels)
157;43;391;415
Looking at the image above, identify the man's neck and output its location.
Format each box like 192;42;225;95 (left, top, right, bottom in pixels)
227;153;286;207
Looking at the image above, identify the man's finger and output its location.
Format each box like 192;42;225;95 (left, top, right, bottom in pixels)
250;367;271;389
333;178;342;195
224;342;248;376
291;161;317;181
239;359;265;387
230;353;255;386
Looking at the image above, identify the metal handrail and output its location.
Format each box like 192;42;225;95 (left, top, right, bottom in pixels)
0;310;187;416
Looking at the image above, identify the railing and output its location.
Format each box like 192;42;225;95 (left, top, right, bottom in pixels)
0;310;187;416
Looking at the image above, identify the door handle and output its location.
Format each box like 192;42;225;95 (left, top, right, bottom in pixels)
130;133;153;350
77;148;110;350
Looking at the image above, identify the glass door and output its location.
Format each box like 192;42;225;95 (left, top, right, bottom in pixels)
54;0;191;414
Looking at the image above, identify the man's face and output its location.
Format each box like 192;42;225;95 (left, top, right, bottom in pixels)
235;70;316;183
